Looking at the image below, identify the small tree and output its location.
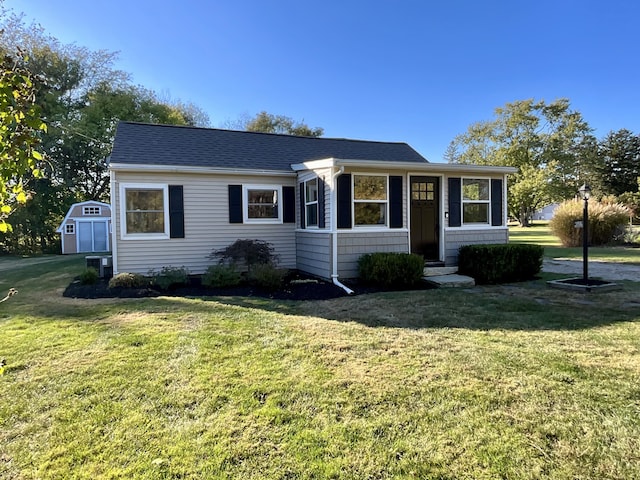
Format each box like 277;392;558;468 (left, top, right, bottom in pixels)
209;239;278;273
228;111;324;137
0;50;45;232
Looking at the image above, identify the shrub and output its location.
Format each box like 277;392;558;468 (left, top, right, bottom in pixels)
79;267;99;285
202;264;242;288
357;252;424;288
618;191;640;224
458;244;544;284
209;239;278;272
108;272;149;289
622;226;640;245
550;200;631;247
149;266;189;290
248;264;287;291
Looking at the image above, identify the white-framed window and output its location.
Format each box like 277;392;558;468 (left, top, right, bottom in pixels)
83;206;101;216
65;224;75;234
305;177;319;227
243;185;283;224
462;178;490;224
353;174;388;226
120;183;169;238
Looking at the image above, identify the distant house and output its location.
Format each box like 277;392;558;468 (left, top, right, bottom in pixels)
108;122;516;285
533;203;559;221
56;201;111;254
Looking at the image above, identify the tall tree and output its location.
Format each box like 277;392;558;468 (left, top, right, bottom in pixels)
449;99;595;226
239;111;324;137
598;129;640;196
55;82;207;201
0;7;210;253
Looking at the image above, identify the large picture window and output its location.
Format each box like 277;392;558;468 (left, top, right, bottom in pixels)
243;185;282;223
462;178;490;224
305;178;318;227
353;174;387;226
120;184;169;238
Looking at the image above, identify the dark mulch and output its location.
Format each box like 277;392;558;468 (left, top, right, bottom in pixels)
63;271;434;301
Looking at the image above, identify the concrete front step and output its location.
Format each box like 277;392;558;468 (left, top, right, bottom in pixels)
424;274;475;288
423;266;459;277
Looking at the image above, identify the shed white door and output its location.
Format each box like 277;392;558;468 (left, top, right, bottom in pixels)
78;221;109;252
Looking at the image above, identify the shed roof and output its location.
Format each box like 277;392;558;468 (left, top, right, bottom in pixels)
109;122;428;171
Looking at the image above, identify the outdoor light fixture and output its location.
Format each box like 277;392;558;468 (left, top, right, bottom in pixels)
578;184;591;201
578;184;591;283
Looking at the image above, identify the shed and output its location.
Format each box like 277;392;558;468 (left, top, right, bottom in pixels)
56;201;112;254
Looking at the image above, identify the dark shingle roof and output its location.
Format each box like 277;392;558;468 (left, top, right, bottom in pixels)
110;122;428;170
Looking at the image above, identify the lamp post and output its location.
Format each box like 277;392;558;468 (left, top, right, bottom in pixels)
578;184;591;284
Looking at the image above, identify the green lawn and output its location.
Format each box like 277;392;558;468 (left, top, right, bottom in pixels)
1;255;640;479
509;222;640;264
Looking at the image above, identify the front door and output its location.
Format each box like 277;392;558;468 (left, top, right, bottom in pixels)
410;176;439;260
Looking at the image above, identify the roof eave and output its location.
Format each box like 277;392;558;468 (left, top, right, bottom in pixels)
293;158;517;174
109;163;297;177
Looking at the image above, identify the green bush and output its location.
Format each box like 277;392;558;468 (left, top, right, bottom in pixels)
79;267;99;285
248;264;287;291
209;239;278;272
550;200;631;247
458;244;544;284
149;266;189;290
357;252;424;288
202;264;242;288
108;272;149;289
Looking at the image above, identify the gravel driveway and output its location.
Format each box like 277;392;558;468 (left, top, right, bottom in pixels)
543;259;640;282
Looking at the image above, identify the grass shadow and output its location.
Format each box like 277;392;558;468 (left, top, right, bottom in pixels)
186;276;640;332
5;254;639;333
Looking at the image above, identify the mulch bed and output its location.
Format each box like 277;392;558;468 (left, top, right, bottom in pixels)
63;271;434;301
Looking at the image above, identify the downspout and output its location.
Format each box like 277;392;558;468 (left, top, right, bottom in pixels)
331;165;355;295
109;168;118;275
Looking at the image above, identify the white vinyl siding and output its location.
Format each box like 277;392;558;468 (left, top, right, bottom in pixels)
113;172;296;275
296;231;331;278
337;231;409;278
444;228;508;265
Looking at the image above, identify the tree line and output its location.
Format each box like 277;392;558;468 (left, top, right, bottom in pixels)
445;99;640;226
0;8;322;254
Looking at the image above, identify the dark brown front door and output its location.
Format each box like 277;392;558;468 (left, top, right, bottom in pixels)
410;176;439;260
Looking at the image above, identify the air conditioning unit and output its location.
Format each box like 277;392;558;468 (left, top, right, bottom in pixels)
85;255;113;278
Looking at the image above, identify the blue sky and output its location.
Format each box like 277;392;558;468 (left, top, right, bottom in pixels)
5;0;640;162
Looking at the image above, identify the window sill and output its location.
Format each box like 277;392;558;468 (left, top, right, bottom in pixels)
121;233;170;240
242;219;284;225
445;225;507;231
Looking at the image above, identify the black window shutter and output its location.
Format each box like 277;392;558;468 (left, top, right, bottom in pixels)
299;183;306;228
448;178;461;227
389;176;403;228
168;185;184;238
491;179;503;226
283;186;295;223
318;176;326;228
228;185;243;223
336;173;352;229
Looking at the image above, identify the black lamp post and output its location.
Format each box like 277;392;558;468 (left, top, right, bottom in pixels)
578;184;591;284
